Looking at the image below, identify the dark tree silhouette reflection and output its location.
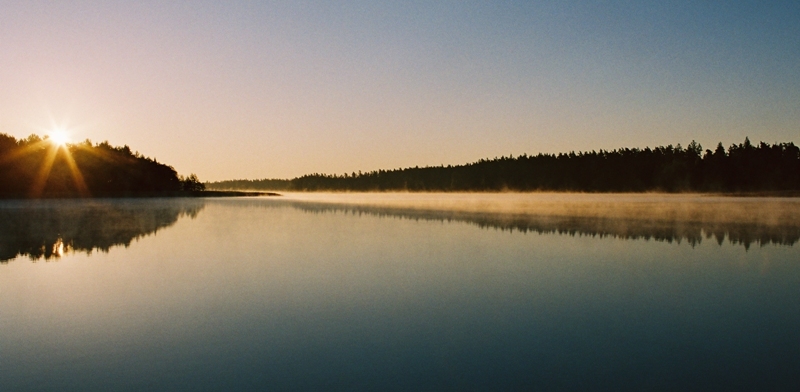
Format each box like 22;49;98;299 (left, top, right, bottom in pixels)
0;199;205;262
227;198;800;250
298;204;799;249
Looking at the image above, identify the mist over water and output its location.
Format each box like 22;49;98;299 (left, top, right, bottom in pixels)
4;194;797;263
277;192;800;223
1;194;798;391
270;193;800;248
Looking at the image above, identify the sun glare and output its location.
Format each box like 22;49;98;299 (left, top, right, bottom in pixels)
49;129;70;146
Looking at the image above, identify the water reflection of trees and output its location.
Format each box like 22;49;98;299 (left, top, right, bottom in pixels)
0;199;205;262
267;200;800;249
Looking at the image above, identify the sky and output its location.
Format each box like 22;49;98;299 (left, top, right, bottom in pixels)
1;1;798;180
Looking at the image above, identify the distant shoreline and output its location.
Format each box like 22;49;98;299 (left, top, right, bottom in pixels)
207;138;799;194
12;189;800;200
713;190;800;198
192;190;281;197
0;190;281;200
206;189;800;198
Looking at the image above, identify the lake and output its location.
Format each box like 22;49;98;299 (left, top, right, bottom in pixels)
1;194;799;391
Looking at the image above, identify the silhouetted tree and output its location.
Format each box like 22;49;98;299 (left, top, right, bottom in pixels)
180;174;206;192
0;133;205;198
207;137;799;193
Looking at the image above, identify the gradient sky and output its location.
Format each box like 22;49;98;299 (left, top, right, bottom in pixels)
1;1;798;180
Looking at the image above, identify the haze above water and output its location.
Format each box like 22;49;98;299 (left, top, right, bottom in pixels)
1;194;799;391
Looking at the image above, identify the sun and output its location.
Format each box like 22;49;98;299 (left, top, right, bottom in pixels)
48;129;71;146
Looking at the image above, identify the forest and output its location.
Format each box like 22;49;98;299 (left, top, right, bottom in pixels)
209;138;800;193
0;133;204;198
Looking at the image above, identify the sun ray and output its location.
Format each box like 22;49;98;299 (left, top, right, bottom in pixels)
61;146;91;197
0;139;51;166
11;139;93;198
29;144;60;198
72;141;125;165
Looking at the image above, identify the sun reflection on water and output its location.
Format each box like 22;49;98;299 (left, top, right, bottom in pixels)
52;237;69;258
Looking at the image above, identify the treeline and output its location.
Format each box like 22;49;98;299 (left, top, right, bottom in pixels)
209;178;292;191
208;138;800;192
0;133;204;198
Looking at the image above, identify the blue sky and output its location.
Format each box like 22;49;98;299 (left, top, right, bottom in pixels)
1;1;798;180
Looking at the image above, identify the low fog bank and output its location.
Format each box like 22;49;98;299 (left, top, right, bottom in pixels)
278;193;800;225
275;193;800;248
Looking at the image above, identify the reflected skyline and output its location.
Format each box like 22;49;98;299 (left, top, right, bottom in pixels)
222;195;800;249
3;195;798;265
0;198;205;262
291;203;799;249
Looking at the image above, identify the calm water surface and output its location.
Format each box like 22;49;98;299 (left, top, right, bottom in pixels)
1;195;799;391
